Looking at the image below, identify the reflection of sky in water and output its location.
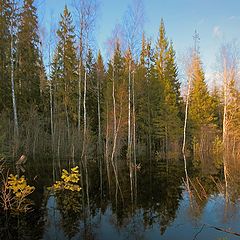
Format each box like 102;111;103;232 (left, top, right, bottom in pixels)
43;192;240;240
43;195;66;240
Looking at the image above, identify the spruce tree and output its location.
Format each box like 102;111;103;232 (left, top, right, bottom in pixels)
189;54;213;128
163;42;182;149
153;19;182;155
85;48;97;132
0;0;11;111
189;52;215;155
135;35;154;153
152;20;167;150
16;0;42;113
51;6;78;126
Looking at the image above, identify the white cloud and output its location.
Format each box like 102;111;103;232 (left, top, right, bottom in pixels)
229;15;240;20
213;26;222;39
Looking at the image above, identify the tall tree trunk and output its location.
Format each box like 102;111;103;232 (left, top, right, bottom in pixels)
128;62;132;159
222;56;229;201
82;69;87;159
110;62;123;201
81;68;90;210
128;61;133;203
78;59;82;134
10;5;19;142
78;34;83;136
97;67;103;197
48;39;54;154
182;61;192;194
49;80;54;149
105;101;111;191
132;71;137;201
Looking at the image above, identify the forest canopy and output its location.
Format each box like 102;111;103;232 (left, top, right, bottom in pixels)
0;0;239;165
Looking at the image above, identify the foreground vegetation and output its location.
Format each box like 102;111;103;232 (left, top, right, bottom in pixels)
0;0;240;209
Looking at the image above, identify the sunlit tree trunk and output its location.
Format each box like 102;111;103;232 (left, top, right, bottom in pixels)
81;68;90;210
127;60;133;203
132;71;137;200
47;37;54;153
111;62;117;181
97;65;103;197
182;53;194;194
105;101;111;190
78;58;82;134
110;60;123;201
10;1;19;142
146;47;152;158
222;56;228;199
128;61;132;159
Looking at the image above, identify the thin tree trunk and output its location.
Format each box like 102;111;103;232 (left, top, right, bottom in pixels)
78;59;82;134
128;61;133;204
81;69;87;159
50;80;54;150
82;68;90;211
105;101;111;190
147;61;152;158
182;65;192;193
48;38;54;154
132;71;137;201
111;62;123;201
222;56;229;201
128;62;132;159
64;101;70;142
10;8;19;141
97;68;103;197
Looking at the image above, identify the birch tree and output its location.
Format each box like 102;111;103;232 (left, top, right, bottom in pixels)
9;0;19;139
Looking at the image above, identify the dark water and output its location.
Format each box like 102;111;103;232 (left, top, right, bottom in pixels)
1;157;240;240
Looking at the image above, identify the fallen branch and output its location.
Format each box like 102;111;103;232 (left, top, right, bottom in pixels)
193;224;205;240
207;224;240;237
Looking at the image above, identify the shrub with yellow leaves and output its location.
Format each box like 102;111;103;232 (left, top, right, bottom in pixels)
2;174;35;213
52;166;81;192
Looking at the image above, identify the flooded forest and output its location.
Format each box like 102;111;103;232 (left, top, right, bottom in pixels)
0;0;240;239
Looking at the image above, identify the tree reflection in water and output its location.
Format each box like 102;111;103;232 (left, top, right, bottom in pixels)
2;156;240;239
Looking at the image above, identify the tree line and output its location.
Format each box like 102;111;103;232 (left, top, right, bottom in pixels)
0;0;240;171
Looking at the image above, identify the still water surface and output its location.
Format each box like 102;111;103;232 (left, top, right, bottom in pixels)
1;158;240;240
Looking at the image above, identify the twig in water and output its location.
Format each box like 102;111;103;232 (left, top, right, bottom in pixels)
193;224;205;240
207;224;240;237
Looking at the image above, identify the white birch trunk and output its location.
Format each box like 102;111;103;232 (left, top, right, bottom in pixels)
128;61;132;158
97;66;102;196
82;69;87;159
182;57;193;194
128;61;133;204
132;71;137;199
78;59;82;133
10;3;18;139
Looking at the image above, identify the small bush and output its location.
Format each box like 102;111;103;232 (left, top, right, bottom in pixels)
51;166;81;192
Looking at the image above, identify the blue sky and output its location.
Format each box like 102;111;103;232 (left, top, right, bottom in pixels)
37;0;240;85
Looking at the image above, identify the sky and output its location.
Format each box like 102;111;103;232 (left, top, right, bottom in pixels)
37;0;240;86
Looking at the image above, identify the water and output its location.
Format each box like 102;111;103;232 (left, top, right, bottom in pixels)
1;158;240;240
